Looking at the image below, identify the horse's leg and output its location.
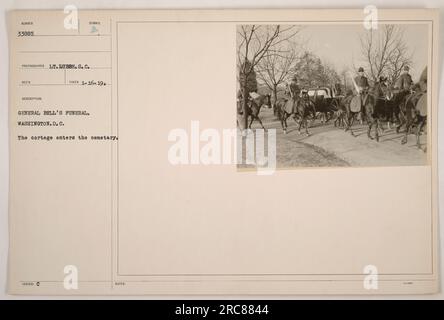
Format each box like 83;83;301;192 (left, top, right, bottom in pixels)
256;116;266;131
338;112;343;127
367;115;373;140
401;114;411;145
343;110;348;128
325;111;331;124
280;112;287;134
385;104;393;130
416;116;426;149
293;113;301;130
401;125;409;144
304;117;310;136
283;112;290;134
344;112;351;132
310;108;316;126
297;114;303;134
378;116;384;135
248;115;254;129
389;104;397;129
394;106;401;126
396;110;405;134
348;113;356;136
375;119;380;142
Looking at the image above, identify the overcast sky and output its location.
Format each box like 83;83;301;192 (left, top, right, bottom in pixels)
295;23;428;81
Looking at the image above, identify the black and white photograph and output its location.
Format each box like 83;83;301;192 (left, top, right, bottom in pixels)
237;23;429;168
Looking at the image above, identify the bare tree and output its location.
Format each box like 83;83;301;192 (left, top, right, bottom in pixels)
237;25;299;129
340;67;352;92
255;39;300;112
359;25;412;84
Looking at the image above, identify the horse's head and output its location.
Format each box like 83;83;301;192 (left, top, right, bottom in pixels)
385;87;394;101
254;93;271;108
376;83;393;101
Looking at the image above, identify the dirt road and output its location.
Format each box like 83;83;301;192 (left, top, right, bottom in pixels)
242;107;427;168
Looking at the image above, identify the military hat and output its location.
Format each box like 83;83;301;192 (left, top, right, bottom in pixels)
358;67;364;72
403;65;410;71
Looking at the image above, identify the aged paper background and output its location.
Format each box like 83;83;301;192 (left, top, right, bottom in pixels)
4;8;441;295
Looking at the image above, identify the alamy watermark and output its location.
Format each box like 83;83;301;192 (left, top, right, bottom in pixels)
63;5;78;30
363;5;378;30
63;265;78;290
168;121;276;175
363;264;378;290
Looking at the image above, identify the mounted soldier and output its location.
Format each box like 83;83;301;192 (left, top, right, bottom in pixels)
354;67;370;94
283;75;301;115
394;65;413;93
391;65;413;113
372;75;389;98
373;75;396;129
419;66;427;93
407;66;427;119
398;66;427;147
349;67;370;124
285;75;301;101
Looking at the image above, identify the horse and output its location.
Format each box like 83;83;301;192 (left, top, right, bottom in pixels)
400;92;427;149
363;90;389;142
381;87;410;133
237;93;271;130
381;88;401;130
343;87;387;141
276;92;313;135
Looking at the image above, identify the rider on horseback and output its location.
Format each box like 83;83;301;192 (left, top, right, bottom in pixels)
354;67;370;94
372;75;389;98
419;66;427;93
286;75;300;101
392;65;414;109
349;67;370;123
394;65;413;93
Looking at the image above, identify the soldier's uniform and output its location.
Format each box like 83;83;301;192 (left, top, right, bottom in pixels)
394;69;413;92
282;76;300;115
352;68;370;118
289;80;300;98
286;77;300;100
419;67;427;92
392;66;414;115
354;75;370;93
405;67;427;112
